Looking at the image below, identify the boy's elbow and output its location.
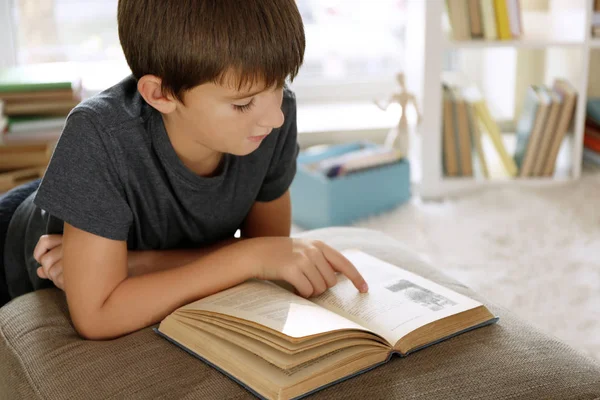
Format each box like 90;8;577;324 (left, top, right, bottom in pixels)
71;311;119;341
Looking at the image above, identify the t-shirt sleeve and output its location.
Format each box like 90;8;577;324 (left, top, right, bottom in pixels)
255;93;300;202
34;110;133;241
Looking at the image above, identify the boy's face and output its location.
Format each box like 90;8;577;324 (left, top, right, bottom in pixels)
171;77;286;157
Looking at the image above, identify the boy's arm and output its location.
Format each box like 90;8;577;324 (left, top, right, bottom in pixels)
63;222;258;340
240;190;292;238
127;238;239;276
62;221;368;340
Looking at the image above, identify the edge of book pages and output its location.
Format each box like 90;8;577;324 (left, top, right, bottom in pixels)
153;315;498;400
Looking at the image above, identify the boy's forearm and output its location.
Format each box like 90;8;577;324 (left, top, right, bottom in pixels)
127;238;240;277
80;238;261;340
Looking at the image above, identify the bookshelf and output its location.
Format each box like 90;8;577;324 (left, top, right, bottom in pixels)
407;0;595;199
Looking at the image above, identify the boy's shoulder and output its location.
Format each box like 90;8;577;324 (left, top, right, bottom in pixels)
69;75;148;132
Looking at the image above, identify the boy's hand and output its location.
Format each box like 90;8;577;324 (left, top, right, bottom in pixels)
34;234;65;290
253;238;368;298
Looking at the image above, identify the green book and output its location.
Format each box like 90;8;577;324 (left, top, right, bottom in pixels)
0;64;78;93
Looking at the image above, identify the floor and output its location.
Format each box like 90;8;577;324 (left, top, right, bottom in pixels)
298;164;600;363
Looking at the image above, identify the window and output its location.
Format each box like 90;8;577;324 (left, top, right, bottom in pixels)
7;0;410;103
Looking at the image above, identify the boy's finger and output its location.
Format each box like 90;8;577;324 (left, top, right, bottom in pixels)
36;267;48;279
40;248;62;272
316;243;368;293
54;273;64;290
33;235;62;262
313;251;337;288
284;267;313;298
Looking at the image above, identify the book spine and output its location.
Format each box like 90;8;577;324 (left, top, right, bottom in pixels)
473;100;518;176
0;82;74;94
493;0;512;40
480;0;498;40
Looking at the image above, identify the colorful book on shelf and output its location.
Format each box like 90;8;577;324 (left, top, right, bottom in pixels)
519;86;552;177
7;116;66;133
0;167;46;192
3;99;80;117
467;0;484;39
0;142;56;171
493;0;512;40
446;0;471;41
584;132;600;153
513;86;540;172
585;119;600;140
586;97;600;125
583;148;600;166
466;101;490;178
505;0;523;39
461;85;518;177
533;89;562;176
542;79;577;177
451;87;474;177
480;0;498;40
155;249;498;400
442;85;460;177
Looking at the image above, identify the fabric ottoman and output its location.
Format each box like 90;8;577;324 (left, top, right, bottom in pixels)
1;227;599;399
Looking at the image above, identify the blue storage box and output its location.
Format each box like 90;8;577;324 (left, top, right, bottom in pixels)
290;141;411;229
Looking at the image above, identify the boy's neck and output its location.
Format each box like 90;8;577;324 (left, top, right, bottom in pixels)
161;115;224;178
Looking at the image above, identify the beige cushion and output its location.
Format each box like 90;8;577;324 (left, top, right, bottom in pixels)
1;227;599;399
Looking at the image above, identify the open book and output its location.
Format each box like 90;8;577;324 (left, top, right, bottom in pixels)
155;250;498;400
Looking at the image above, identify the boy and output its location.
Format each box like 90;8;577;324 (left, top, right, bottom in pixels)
0;0;368;340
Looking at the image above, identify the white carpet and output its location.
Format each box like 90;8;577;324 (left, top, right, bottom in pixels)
350;165;600;363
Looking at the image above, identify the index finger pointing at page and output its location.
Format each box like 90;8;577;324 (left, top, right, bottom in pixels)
316;242;369;293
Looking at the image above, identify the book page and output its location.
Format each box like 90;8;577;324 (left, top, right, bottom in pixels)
310;250;482;345
180;279;373;340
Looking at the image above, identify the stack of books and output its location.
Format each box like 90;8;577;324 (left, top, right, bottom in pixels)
442;83;517;179
441;78;577;179
584;98;600;166
0;64;81;145
593;0;600;37
446;0;523;41
513;80;577;177
0;64;80;192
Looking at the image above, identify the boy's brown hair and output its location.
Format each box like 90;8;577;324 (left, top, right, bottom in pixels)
117;0;305;101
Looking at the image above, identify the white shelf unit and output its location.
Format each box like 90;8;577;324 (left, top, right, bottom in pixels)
408;0;595;200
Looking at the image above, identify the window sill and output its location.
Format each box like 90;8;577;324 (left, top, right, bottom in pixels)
296;101;398;147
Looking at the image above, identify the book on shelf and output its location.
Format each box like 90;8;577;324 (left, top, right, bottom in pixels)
583;148;600;166
446;0;522;41
441;78;576;180
0;65;82;118
0;167;46;192
442;82;518;179
514;85;552;177
593;0;600;37
155;249;498;400
584;109;600;153
0;142;56;172
514;80;577;178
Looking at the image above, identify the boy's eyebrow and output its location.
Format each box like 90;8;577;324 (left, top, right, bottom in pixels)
227;87;267;100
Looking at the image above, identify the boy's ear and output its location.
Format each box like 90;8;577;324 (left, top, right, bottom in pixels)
137;75;177;114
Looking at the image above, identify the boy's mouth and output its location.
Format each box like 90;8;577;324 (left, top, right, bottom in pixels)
248;134;268;143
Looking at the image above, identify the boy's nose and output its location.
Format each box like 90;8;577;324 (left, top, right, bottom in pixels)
258;94;285;129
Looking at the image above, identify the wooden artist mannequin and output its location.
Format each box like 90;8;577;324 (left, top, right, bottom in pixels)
375;72;422;157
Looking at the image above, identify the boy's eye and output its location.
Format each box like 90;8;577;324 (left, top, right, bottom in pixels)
233;98;255;113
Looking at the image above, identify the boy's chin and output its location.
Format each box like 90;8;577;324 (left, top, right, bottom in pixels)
228;142;263;157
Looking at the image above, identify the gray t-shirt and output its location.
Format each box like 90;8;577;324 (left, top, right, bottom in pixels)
4;75;298;298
